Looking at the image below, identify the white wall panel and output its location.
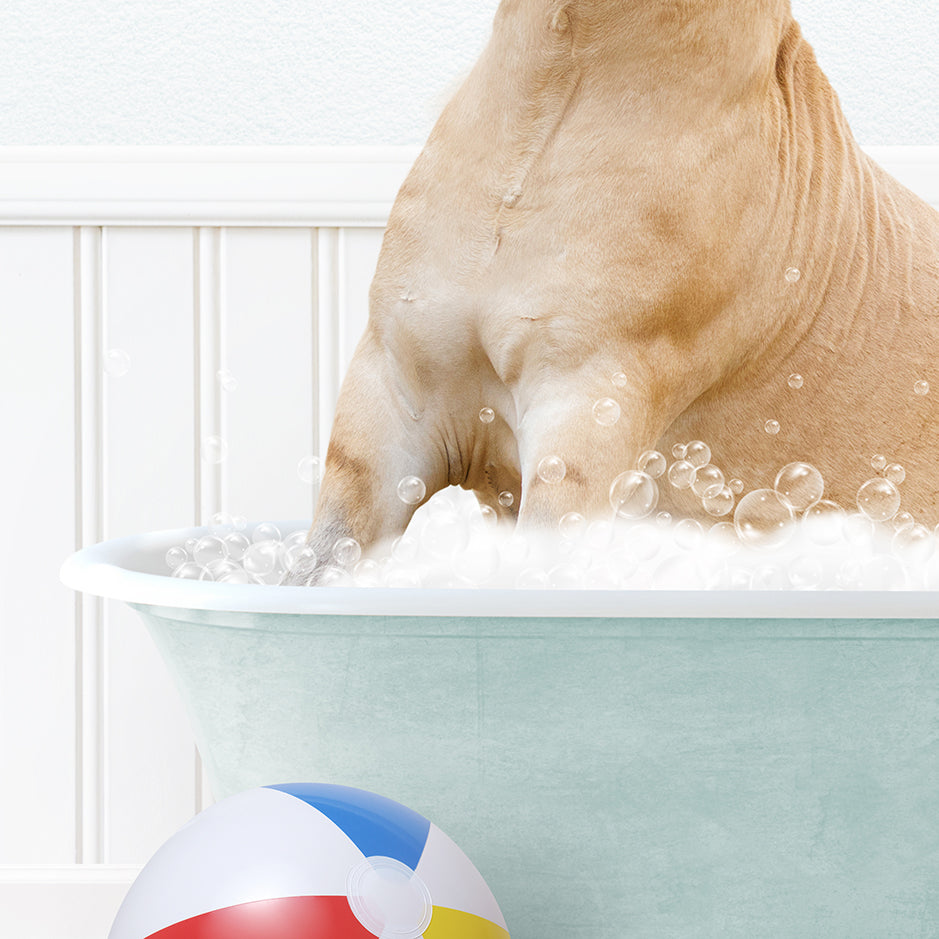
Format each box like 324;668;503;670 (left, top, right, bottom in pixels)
222;228;317;522
100;228;199;864
338;227;384;378
0;227;77;863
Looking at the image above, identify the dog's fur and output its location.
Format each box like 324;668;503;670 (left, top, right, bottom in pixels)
290;0;939;583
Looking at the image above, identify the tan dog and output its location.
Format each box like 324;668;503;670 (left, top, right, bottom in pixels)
290;0;939;584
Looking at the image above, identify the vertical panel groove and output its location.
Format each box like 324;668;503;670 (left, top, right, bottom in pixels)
76;225;107;865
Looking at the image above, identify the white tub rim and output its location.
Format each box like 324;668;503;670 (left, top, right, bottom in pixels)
58;521;939;619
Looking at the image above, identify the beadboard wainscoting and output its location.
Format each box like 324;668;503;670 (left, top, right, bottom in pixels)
0;146;936;938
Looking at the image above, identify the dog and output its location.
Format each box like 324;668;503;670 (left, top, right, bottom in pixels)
288;0;939;585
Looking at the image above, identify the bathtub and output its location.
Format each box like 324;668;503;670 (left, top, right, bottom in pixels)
61;522;939;938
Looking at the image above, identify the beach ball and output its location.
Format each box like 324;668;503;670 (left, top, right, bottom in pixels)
109;782;510;939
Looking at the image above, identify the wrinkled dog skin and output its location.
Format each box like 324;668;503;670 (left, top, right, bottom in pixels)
289;0;939;584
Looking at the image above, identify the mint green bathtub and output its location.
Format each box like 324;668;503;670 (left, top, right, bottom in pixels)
62;524;939;938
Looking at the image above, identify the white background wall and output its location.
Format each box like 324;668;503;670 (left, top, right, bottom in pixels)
0;0;935;146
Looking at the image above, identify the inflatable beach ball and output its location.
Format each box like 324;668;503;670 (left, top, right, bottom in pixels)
110;782;510;939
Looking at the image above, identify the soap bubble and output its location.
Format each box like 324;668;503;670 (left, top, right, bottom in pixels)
892;524;934;564
862;555;908;590
750;565;788;589
674;518;704;550
218;567;252;584
549;563;584;589
242;541;282;576
764;419;780;435
667;460;695;490
892;511;915;532
785;267;801;283
671;443;687;459
332;537;362;568
611;372;629;388
171;561;203;580
391;533;419;563
729;478;744;495
788;555;824;589
421;510;470;558
498;490;514;507
205;559;241;580
685;441;711;468
914;380;930;396
193;535;227;567
352;558;382;586
386;569;422;589
691;464;724;498
252;521;281;543
517;567;550;589
843;512;875;545
297;455;322;485
787;373;804;389
559;512;587;541
856;478;901;522
609;471;658;519
477;504;498;527
584;519;615;551
208;512;234;534
637;450;667;478
734;489;794;548
165;546;188;571
774;462;824;512
223;531;250;561
537;455;567;484
103;348;131;377
217;368;238;392
703;485;735;517
284;543;316;569
397;475;427;505
655;511;672;527
802;500;845;545
592;398;621;426
871;454;887;472
885;463;906;485
478;407;495;424
201;435;228;464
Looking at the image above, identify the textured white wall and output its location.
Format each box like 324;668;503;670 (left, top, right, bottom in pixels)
0;1;935;144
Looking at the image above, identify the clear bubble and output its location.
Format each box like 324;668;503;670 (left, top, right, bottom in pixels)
637;450;667;479
892;511;915;532
667;460;695;490
386;569;422;589
584;519;615;551
843;512;875;545
914;380;930;396
165;546;188;571
478;504;498;527
352;558;382;586
218;568;252;585
284;543;316;570
171;561;203;580
674;518;704;550
885;463;906;485
201;435;228;464
197;566;216;582
871;454;887;472
750;565;788;589
193;535;227;567
559;511;587;541
103;348;131;377
785;267;801;283
788;555;824;589
498;490;514;508
232;515;247;531
478;407;495;424
184;538;198;553
609;470;658;519
892;524;934;564
332;537;362;568
549;563;584;589
592;398;621;426
787;373;804;389
252;521;281;543
774;462;824;512
671;443;687;459
223;531;251;562
391;534;419;563
856;477;901;522
655;511;672;527
862;555;908;590
297;455;322;485
733;489;795;548
802;500;845;545
691;464;724;498
242;541;282;576
537;455;567;484
729;478;744;495
316;566;351;587
764;419;780;435
703;485;735;517
205;558;240;580
685;441;711;468
397;475;427;505
611;372;629;388
208;512;233;534
217;368;238;392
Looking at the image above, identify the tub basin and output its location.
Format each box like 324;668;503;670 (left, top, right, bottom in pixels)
62;524;939;938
